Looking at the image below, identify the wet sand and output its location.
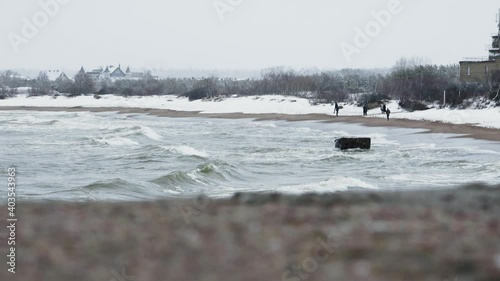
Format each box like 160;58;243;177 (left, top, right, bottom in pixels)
1;106;500;142
1;185;500;281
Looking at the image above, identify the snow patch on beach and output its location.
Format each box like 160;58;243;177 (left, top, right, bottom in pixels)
369;100;500;129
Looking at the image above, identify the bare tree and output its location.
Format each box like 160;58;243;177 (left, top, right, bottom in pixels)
30;72;52;96
72;72;95;95
490;71;500;101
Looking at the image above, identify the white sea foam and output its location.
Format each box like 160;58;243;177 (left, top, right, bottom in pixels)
454;146;500;155
162;145;209;158
140;126;163;141
95;137;139;146
277;176;378;194
384;173;474;186
367;133;400;145
250;122;277;128
12;115;38;124
401;143;437;150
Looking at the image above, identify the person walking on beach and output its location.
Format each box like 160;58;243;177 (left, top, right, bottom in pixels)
386;108;391;121
381;103;386;114
334;102;339;116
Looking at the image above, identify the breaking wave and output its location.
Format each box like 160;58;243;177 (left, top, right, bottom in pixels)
150;161;241;191
139;126;163;140
107;125;163;141
162;145;209;158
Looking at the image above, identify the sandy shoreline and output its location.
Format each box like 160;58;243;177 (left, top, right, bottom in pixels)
2;185;500;281
1;105;500;142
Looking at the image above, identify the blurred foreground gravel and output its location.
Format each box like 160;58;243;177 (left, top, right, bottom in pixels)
2;184;500;281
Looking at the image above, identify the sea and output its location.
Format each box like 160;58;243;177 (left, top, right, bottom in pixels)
1;110;499;202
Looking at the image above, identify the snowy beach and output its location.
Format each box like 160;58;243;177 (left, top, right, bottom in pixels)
2;94;500;128
1;94;500;143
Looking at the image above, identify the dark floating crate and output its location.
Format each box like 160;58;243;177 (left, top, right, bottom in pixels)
335;138;371;150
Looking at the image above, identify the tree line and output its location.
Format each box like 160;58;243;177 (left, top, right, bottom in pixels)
1;58;499;107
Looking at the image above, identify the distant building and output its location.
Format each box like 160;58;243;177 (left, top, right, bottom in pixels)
46;70;70;82
460;9;500;82
79;64;157;81
86;67;104;80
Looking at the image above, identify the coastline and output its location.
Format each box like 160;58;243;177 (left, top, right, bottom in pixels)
2;105;500;142
3;185;500;281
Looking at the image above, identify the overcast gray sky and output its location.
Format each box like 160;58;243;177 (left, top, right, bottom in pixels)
1;0;499;72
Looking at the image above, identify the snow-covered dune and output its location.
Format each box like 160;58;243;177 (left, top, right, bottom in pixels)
378;101;500;129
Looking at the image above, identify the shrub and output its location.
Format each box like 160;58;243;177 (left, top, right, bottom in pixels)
0;87;17;99
489;86;500;101
357;93;390;107
182;87;212;101
399;100;429;112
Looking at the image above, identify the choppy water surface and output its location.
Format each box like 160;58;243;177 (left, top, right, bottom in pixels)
1;110;499;201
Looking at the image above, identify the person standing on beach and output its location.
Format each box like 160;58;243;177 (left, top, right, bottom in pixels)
386;108;391;121
363;104;368;116
334;102;339;116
